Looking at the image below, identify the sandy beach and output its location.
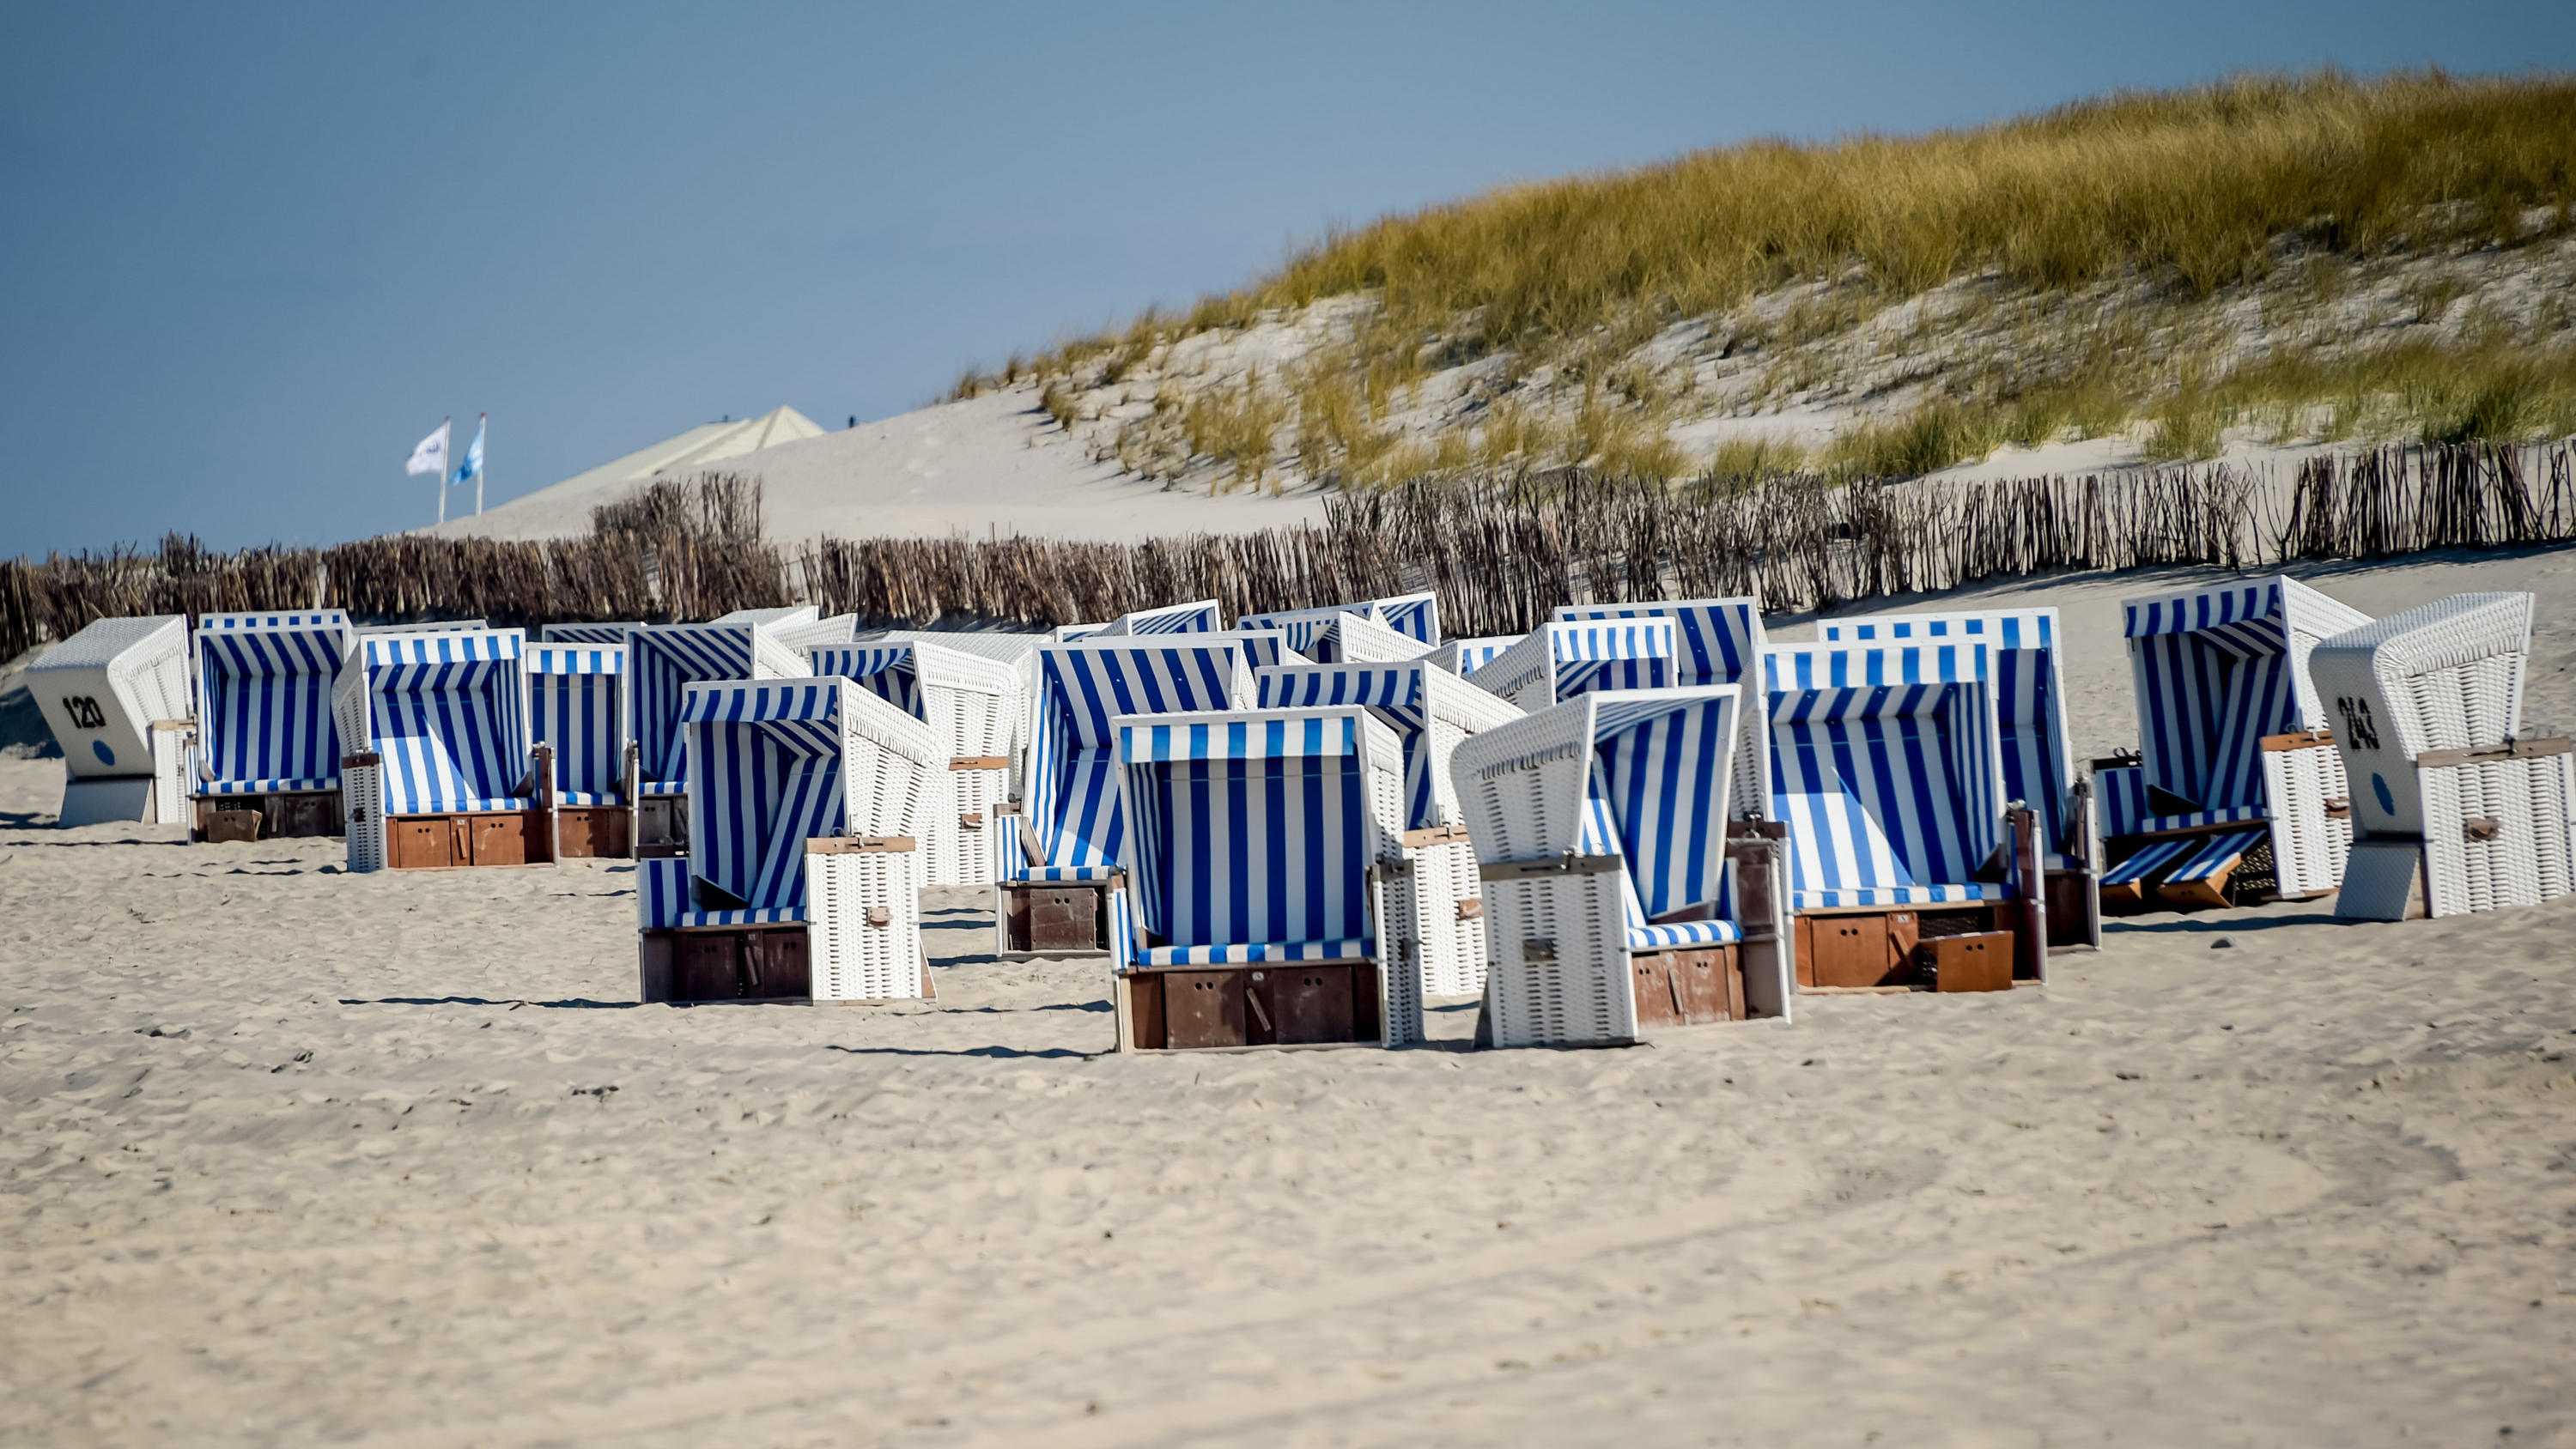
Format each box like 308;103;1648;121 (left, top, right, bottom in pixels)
3;549;2573;1446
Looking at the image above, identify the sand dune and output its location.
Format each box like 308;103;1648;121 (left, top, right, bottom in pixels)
3;549;2573;1445
430;388;1329;545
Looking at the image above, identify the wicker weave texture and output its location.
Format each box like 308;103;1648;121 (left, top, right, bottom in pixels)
2261;742;2354;897
809;847;925;1000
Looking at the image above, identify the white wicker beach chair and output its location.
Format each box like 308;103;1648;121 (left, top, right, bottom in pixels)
1765;642;2048;990
528;643;634;858
355;619;487;633
1559;599;1772;825
635;677;943;1002
1241;590;1443;653
999;636;1260;954
1258;658;1526;999
714;604;823;628
1449;686;1792;1046
1107;706;1411;1050
628;617;815;852
2099;576;2371;910
337;628;553;872
1467;618;1678;712
809;640;1023;888
1816;607;2098;949
191;611;356;840
2308;592;2573;919
29;614;194;828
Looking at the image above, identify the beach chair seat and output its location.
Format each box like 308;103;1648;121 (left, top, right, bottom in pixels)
1767;642;2047;986
191;611;354;839
1820;606;2097;948
999;638;1259;955
1109;708;1410;1051
2109;577;2371;907
337;629;553;872
1452;687;1789;1047
639;678;942;1003
2312;593;2576;920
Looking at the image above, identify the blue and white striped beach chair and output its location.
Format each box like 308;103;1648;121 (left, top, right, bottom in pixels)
810;640;1023;888
1241;590;1443;654
528;643;633;858
191;611;355;839
1063;598;1226;640
1259;658;1526;997
1107;706;1412;1050
1818;607;2098;948
1766;642;2048;987
998;636;1260;953
336;628;550;871
2311;593;2575;920
2105;576;2371;908
635;677;942;1002
627;618;816;851
1467;618;1677;712
1559;598;1771;823
1450;686;1790;1046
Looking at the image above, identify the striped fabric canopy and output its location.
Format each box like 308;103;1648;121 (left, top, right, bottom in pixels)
1765;644;2008;909
1584;691;1742;949
1473;619;1676;707
1237;603;1372;656
351;631;533;815
528;645;627;804
2121;577;2368;818
1559;599;1770;819
1257;658;1522;829
1018;640;1255;883
542;621;638;646
1820;609;2070;846
681;679;860;926
1426;635;1522;677
1115;708;1394;964
630;621;812;792
1093;599;1225;636
194;619;350;795
811;646;928;718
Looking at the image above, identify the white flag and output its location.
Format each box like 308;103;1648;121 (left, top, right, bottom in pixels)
406;419;451;477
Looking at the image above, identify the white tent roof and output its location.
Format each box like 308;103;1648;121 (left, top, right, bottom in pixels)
427;406;824;539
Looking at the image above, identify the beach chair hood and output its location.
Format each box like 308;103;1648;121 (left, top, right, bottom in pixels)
193;614;354;796
630;620;814;792
1018;638;1258;882
1258;658;1523;830
335;629;537;814
528;643;629;804
2308;592;2535;838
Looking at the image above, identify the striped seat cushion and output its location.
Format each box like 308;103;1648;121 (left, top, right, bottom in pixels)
201;777;336;796
678;906;806;929
641;779;688;796
2166;828;2266;885
1136;938;1373;966
554;791;618;806
2139;805;2270;834
1628;919;1741;949
1792;882;2008;910
1019;864;1122;882
2101;838;2196;888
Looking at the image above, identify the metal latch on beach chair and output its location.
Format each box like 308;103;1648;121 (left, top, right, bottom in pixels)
1478;852;1621;882
959;812;984;830
866;905;892;927
1455;899;1484;920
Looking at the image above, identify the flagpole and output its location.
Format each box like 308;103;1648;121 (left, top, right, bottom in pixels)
435;415;449;527
476;413;487;516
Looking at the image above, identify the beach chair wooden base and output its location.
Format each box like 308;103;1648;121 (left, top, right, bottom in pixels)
2044;869;2098;951
640;925;814;1003
554;805;630;859
1630;946;1747;1028
1116;960;1384;1052
999;881;1113;955
1795;906;2022;990
380;809;555;870
1923;931;2014;991
194;790;341;841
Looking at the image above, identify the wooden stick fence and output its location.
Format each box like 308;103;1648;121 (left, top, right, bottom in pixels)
5;441;2570;660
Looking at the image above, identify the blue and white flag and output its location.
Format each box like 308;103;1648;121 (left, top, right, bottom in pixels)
406;418;451;477
453;415;485;485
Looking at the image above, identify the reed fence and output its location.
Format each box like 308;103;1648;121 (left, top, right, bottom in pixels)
5;441;2570;661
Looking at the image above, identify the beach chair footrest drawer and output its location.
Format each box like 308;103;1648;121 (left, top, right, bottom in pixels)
1003;883;1111;953
640;926;811;1003
556;805;630;859
1918;931;2015;992
1631;946;1746;1027
384;809;551;870
1122;961;1381;1050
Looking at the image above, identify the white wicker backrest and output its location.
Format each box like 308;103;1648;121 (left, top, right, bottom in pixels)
1448;699;1596;862
2311;592;2537;842
29;615;190;780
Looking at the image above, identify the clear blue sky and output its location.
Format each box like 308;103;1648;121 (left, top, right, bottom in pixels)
3;1;2568;555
